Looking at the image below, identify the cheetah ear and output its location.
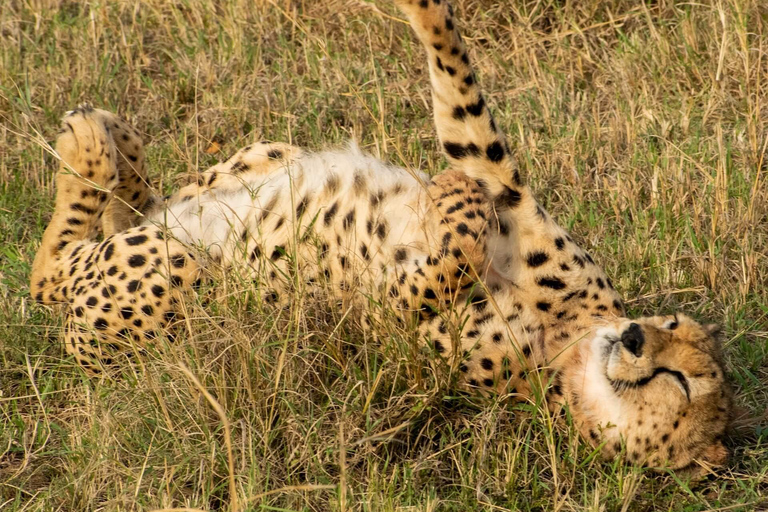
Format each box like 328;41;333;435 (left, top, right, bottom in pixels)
703;323;722;338
701;439;729;466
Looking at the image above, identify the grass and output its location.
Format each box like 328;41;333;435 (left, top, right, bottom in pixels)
1;0;767;510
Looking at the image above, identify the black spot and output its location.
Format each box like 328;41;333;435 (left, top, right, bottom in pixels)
376;222;388;240
483;378;494;387
522;344;532;357
466;97;484;116
526;251;549;267
94;318;108;330
171;254;186;268
86;296;98;307
230;160;250;174
119;307;134;320
444;142;467;159
104;243;115;261
128;254;146;268
267;149;283;160
536;302;551;312
151;284;165;298
480;358;494;370
496;187;521;209
446;202;465;215
141;304;154;316
486;141;505;162
71;203;96;214
443;142;479;159
452;106;466;120
125;235;148;246
324;202;339;226
270;246;284;261
343;210;356;230
475;313;494;325
596;278;605;289
127;280;141;293
555;237;565;250
537;277;566;290
434;340;445;354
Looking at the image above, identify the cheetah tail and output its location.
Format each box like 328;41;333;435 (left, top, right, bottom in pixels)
30;106;120;304
395;0;524;210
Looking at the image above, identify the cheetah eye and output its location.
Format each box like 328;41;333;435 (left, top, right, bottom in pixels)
662;316;679;330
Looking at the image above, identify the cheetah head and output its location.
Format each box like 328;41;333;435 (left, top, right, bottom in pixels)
565;314;733;474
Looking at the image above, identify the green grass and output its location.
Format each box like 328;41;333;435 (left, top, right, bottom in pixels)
1;0;767;510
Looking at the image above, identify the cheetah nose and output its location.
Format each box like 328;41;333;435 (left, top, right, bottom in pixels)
620;323;645;357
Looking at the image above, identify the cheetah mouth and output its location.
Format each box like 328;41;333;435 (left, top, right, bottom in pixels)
606;366;690;401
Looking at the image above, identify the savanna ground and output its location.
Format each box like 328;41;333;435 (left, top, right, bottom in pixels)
1;0;767;510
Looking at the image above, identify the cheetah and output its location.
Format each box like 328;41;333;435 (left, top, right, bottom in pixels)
29;0;732;474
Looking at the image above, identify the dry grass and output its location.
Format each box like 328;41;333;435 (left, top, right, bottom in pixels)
1;0;767;510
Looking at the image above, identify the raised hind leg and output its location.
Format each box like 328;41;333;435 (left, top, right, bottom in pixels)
395;0;625;319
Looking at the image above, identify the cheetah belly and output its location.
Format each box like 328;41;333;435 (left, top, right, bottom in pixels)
144;149;433;289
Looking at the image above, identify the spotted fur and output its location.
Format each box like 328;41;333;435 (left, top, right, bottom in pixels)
29;1;733;473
